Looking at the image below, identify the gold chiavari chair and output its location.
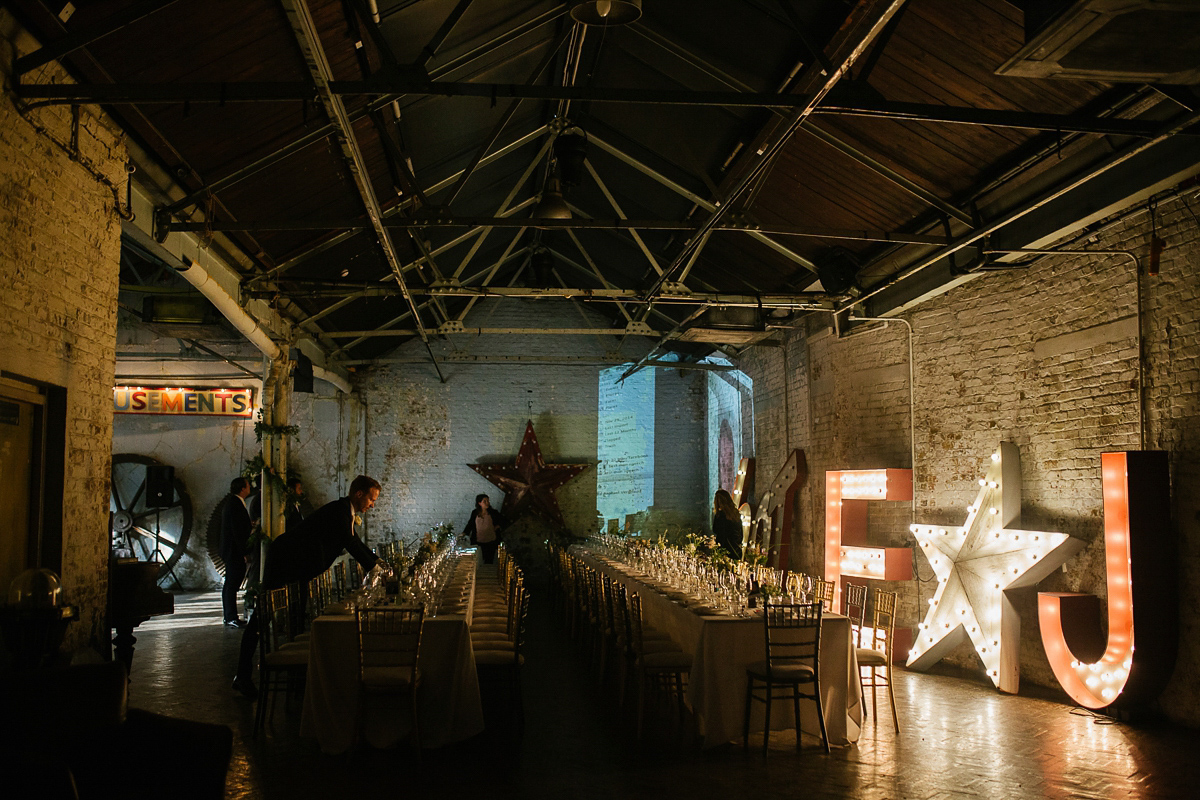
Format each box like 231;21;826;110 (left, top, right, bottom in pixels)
472;583;531;728
628;593;691;738
814;578;835;613
857;589;899;733
356;606;424;749
743;601;829;754
253;585;309;736
843;583;868;646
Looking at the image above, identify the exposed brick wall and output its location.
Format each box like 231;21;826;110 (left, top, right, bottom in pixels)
1;18;126;654
358;298;707;549
741;191;1200;724
652;367;706;526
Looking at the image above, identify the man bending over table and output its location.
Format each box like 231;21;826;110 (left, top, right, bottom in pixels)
232;475;382;698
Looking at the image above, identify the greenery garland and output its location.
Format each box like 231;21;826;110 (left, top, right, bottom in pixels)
253;409;300;443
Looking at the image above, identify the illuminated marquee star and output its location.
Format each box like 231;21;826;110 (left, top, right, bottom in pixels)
469;420;589;529
906;442;1084;693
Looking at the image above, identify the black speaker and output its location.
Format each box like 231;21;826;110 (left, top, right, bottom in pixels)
816;246;861;295
146;465;175;508
293;351;314;393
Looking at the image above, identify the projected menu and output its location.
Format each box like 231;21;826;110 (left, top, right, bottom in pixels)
596;365;655;522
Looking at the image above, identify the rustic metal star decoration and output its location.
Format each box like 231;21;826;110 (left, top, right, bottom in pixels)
469;420;589;529
905;442;1084;694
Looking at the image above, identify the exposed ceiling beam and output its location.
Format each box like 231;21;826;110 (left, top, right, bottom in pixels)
414;0;475;69
169;215;948;244
254;126;548;281
13;0;183;75
645;0;913;299
280;0;441;379
267;282;832;311
587;133;819;273
451;137;554;278
440;26;569;207
327;327;633;338
419;286;831;310
813;97;1188;138
21;84;1191;143
855;108;1200;318
627;21;972;227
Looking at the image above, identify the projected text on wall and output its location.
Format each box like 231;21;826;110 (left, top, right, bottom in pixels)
596;365;655;524
707;370;751;504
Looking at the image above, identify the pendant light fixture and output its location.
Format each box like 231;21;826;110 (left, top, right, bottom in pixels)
534;176;572;220
570;0;642;26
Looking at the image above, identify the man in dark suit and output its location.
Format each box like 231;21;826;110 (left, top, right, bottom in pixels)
219;477;254;627
284;477;306;533
232;475;382;697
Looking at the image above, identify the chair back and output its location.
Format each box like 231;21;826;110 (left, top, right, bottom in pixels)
601;574;617;632
356;606;424;684
626;592;650;657
611;582;628;646
865;590;897;656
814;578;835;612
511;584;531;657
843;582;868;645
504;572;526;637
259;586;296;657
762;601;822;679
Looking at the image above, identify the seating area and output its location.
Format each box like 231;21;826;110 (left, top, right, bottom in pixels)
109;579;1200;800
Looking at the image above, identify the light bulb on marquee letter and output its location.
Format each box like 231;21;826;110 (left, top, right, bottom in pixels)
1038;451;1175;714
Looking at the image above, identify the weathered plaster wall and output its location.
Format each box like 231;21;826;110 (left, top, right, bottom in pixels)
741;191;1200;723
358;298;707;550
1;18;126;654
112;379;364;590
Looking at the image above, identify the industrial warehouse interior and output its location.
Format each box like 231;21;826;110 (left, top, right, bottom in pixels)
2;1;1200;798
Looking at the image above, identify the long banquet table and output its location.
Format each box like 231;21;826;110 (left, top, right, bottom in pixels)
574;546;863;748
299;553;485;753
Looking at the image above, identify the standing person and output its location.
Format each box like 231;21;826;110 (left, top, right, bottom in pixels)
712;488;743;560
463;494;507;565
285;477;306;533
219;477;254;627
232;475;382;698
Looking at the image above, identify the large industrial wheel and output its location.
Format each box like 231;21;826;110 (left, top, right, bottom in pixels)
110;454;193;582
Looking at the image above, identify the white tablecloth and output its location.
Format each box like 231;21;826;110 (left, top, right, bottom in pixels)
300;556;485;753
576;547;862;748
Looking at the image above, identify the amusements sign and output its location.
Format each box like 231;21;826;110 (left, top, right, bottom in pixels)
113;386;255;417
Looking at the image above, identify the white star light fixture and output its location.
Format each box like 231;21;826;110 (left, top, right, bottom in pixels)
906;442;1084;693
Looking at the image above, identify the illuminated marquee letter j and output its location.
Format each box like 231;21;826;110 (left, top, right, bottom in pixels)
1038;451;1176;714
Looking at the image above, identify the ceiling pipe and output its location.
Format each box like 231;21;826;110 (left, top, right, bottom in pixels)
312;364;353;395
175;257;280;360
174;257;353;393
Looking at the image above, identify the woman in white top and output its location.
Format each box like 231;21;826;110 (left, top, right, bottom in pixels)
462;494;508;564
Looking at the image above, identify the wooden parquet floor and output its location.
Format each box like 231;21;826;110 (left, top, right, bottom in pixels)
128;591;1198;799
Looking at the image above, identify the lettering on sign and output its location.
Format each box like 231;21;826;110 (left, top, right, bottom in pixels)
113;386;255;417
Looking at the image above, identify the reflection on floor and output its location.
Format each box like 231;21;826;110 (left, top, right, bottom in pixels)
126;591;1198;799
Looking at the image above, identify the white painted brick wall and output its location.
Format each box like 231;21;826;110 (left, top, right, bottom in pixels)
742;191;1200;723
358;298;708;549
1;22;126;654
